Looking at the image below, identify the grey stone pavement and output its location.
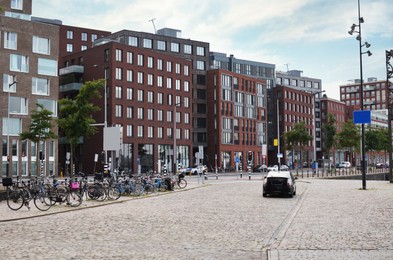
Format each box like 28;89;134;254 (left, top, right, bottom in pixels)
1;174;393;259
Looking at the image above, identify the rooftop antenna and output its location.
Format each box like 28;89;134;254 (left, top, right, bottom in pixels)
284;63;290;72
149;18;157;34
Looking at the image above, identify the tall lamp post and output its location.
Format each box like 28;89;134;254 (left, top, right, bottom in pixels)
348;0;372;190
173;101;183;178
386;49;393;183
7;75;17;177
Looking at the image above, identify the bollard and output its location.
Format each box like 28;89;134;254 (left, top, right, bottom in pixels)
240;172;242;178
216;169;218;180
248;170;251;180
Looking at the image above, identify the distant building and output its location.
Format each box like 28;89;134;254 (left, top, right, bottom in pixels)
206;69;267;171
0;0;59;177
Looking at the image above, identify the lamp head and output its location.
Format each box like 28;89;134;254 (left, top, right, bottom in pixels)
364;42;371;48
367;50;372;56
359;17;364;23
356;35;361;41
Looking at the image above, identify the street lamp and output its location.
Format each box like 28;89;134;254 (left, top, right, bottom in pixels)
7;75;17;177
386;49;393;183
173;101;183;178
348;0;372;190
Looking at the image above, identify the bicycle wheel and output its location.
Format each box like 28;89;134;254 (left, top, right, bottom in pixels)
177;179;187;189
67;191;82;207
107;186;121;200
34;192;53;211
134;184;144;196
7;190;24;211
158;182;167;192
88;185;106;201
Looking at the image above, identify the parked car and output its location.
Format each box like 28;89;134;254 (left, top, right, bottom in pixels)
376;163;388;169
180;165;207;175
263;171;297;198
267;165;289;172
253;164;268;173
338;161;351;168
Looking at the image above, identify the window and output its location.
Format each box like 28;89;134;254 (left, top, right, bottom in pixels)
3;74;17;92
167;111;172;122
171;42;180;52
81;32;87;41
115;68;123;80
4;32;17;50
184;81;190;92
185;129;190;140
157;93;163;104
91;34;97;42
137;72;144;84
2;117;21;135
115;105;122;118
184;65;189;76
128;36;138;46
184;113;190;124
175;63;181;74
175;80;181;90
157;76;163;87
157;40;166;50
126;106;133;118
32;36;50;55
137;54;144;66
81;45;87;51
115;86;122;99
11;0;23;10
126;70;133;82
184;44;192;54
148;127;154;138
137;126;144;137
10;96;28;115
167;128;172;139
32;78;49;95
157;110;163;121
196;46;205;56
66;44;73;52
126;52;133;64
38;99;57;116
127;88;133;100
137;89;144;101
166;61;172;72
143;38;152;49
148;91;154;103
38;58;57;76
116;49;123;62
10;54;28;72
196;60;205;70
126;125;133;137
167;78;172;89
157;59;163;70
157;127;163;138
67;30;73;39
145;56;153;69
137;108;144;119
148;109;154;120
148;74;153;86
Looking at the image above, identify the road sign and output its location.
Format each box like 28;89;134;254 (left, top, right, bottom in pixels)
277;153;283;158
353;110;371;124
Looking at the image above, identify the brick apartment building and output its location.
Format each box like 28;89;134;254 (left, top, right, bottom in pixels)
206;69;267;171
0;0;59;177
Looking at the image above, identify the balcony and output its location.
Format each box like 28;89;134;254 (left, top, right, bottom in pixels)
59;83;83;92
59;65;84;76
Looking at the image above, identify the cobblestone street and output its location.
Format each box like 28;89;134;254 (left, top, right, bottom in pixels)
1;177;393;259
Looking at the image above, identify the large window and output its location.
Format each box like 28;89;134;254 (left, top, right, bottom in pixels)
38;58;57;76
196;60;205;70
128;36;138;46
115;49;123;62
157;40;166;51
196;46;205;56
10;54;28;72
11;0;23;10
3;74;17;92
184;44;192;54
10;97;28;115
2;118;21;135
171;42;180;52
32;77;49;95
143;38;152;49
4;32;17;50
38;99;57;116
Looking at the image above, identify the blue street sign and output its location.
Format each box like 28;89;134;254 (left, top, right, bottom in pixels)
353;110;371;124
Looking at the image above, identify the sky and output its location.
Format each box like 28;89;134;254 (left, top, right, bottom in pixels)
33;0;393;100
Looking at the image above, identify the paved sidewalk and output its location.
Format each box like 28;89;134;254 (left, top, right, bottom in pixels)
0;177;392;259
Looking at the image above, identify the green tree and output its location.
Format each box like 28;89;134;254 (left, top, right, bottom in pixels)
284;121;313;169
20;104;57;175
322;113;337;163
335;120;360;164
58;79;103;177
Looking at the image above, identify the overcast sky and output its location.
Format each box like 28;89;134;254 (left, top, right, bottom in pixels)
33;0;393;100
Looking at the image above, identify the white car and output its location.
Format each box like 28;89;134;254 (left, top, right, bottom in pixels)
180;165;207;175
267;165;289;172
338;161;351;168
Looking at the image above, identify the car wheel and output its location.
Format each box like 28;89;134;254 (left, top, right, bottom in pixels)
288;192;293;198
263;192;267;197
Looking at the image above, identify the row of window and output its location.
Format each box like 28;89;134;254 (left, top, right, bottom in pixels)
4;73;53;95
126;35;206;56
2;32;51;55
115;105;191;124
66;30;98;42
277;77;320;89
125;125;190;140
222;132;264;146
